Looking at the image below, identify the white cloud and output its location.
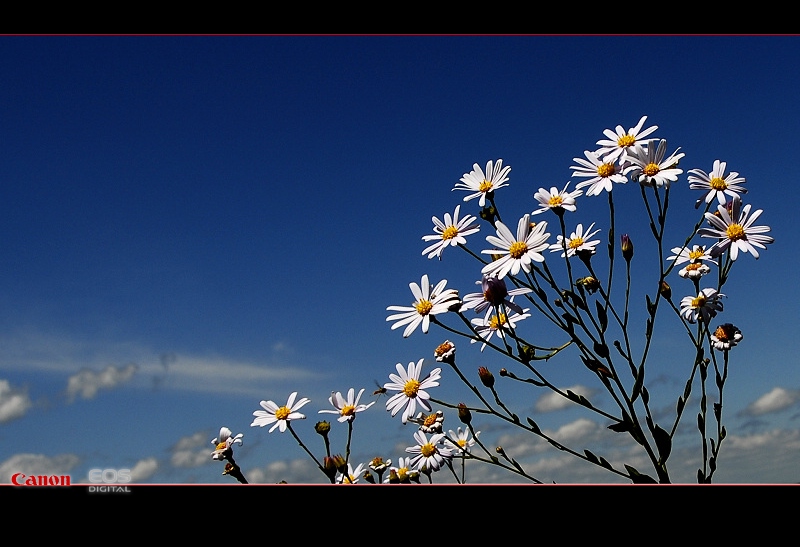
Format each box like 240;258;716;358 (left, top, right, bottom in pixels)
0;379;32;423
130;457;159;482
0;453;81;483
535;385;595;412
170;432;211;468
745;387;800;416
0;330;325;397
245;458;325;484
66;363;138;402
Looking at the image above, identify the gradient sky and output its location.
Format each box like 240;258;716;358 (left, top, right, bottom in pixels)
1;35;798;485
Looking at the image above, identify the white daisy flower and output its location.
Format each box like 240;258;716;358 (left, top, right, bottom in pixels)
421;204;480;260
336;462;365;484
406;430;454;473
368;456;391;474
531;183;582;216
711;323;743;351
624;139;685;188
413;410;445;434
697;195;774;260
251;391;311;433
452;159;511;207
433;340;456;363
680;288;725;324
571;150;629;196
667;244;718;267
210;426;243;461
384;457;418;483
445;427;479;455
459;275;532;315
386;274;460;338
595;115;659;166
471;304;531;352
384;359;442;424
679;262;711;279
318;387;375;423
549;222;601;258
481;214;550;279
688;160;747;207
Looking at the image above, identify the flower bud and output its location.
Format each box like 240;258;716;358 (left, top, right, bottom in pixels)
621;234;634;262
478;366;495;388
457;402;472;425
659;280;672;300
499;368;509;377
327;454;347;474
322;456;340;481
576;276;601;295
482;275;509;306
362;470;376;484
314;421;331;437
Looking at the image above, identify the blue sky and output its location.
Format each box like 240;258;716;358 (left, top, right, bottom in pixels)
1;35;798;485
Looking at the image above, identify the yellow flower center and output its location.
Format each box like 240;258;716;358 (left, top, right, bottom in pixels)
548;195;563;207
617;135;636;148
342;474;355;484
415;299;433;315
709;176;727;190
489;313;508;330
689;249;704;260
479;180;493;193
508;241;528;259
568;237;584;249
275;406;291;420
643;163;660;176
714;325;730;341
215;442;227;451
691;295;707;308
341;404;356;416
403;379;421;398
726;224;745;241
685;263;703;271
441;226;459;240
397;467;409;481
457;439;467;448
597;163;616;178
423;414;438;426
421;443;437;457
434;341;454;357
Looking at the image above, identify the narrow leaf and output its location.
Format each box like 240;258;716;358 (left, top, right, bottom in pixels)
625;465;657;484
596;301;608;332
631;364;644;403
653;425;672;461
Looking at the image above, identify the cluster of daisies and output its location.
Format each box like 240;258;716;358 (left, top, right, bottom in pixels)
211;362;480;483
212;116;772;484
388;116;773;355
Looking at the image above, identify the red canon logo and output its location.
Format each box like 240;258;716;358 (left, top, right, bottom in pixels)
11;473;71;486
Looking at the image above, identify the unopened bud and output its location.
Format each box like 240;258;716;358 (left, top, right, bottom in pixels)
478;366;495;388
576;276;601;295
499;368;509;377
621;234;634;262
482;275;509;306
457;403;472;425
315;421;331;437
660;280;672;300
